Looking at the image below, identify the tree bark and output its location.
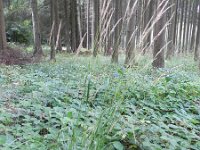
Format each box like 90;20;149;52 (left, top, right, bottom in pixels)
152;0;166;68
50;0;56;60
143;0;153;54
111;0;122;63
166;0;177;59
64;0;71;52
181;0;188;53
31;0;43;57
93;0;100;57
0;0;7;51
70;0;79;52
194;1;200;61
190;0;198;51
178;0;184;53
125;0;136;66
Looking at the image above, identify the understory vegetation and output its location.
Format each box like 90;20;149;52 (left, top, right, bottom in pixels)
0;54;200;150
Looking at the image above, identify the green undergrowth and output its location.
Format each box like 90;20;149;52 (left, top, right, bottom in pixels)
0;55;200;150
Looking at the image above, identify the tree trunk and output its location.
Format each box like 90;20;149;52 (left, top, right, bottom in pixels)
54;0;62;51
194;1;200;61
70;0;79;52
0;0;7;51
143;0;153;54
111;0;122;63
178;0;184;53
181;0;188;53
64;0;71;52
31;0;43;57
152;0;166;68
166;0;177;59
125;0;136;66
50;0;56;60
93;0;100;57
190;0;198;51
184;1;192;52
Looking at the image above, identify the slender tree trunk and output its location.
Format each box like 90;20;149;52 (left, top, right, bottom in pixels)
181;0;188;53
178;0;184;52
194;1;200;61
166;0;177;59
70;0;79;52
0;0;7;51
54;0;62;51
143;0;153;54
31;0;43;57
111;0;122;63
93;0;100;57
190;0;198;51
152;0;166;68
64;0;71;52
173;0;178;51
184;1;192;52
50;0;56;60
125;0;136;66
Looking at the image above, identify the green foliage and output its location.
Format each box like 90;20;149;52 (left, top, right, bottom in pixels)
4;0;32;44
0;56;200;150
6;20;32;44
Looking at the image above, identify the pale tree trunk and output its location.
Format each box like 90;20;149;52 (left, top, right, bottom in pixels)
181;0;188;53
31;0;43;57
54;0;62;51
194;1;200;61
178;0;184;52
77;0;83;43
50;0;56;60
86;0;90;50
172;0;178;52
152;0;166;68
0;0;7;51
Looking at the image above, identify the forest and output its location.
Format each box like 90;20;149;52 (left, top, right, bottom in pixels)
0;0;200;149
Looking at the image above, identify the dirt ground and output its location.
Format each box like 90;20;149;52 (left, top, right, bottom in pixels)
0;47;32;65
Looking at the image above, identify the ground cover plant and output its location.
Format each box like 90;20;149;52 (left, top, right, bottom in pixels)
0;55;200;150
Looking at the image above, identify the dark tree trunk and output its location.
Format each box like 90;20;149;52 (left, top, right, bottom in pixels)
190;0;199;51
70;0;79;52
0;0;7;51
93;0;100;57
194;1;200;61
64;0;71;52
111;0;122;63
152;0;166;68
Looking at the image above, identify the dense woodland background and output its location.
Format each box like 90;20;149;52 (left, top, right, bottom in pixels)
0;0;200;150
0;0;200;67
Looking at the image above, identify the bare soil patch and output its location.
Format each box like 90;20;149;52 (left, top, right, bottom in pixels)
0;47;32;65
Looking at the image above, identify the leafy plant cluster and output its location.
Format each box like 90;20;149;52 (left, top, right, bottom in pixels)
6;20;32;44
0;56;200;150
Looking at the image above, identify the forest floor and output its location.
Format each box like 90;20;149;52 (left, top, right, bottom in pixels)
0;54;200;150
0;47;32;65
